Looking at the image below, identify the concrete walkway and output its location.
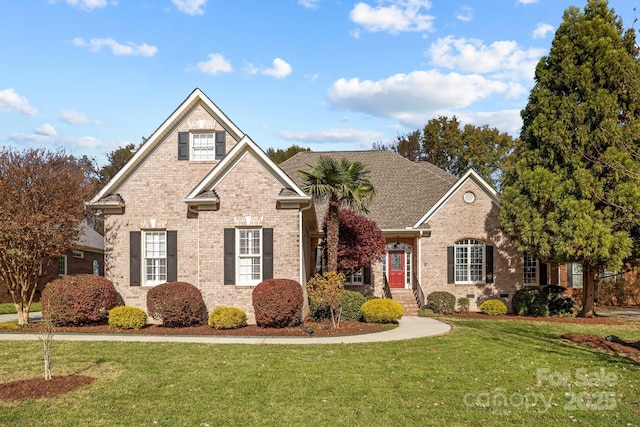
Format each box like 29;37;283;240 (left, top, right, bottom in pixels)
0;315;451;345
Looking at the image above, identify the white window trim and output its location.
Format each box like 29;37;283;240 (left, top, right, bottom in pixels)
191;132;216;161
142;230;167;286
454;239;485;285
343;269;364;285
58;255;67;276
523;253;539;286
236;228;262;286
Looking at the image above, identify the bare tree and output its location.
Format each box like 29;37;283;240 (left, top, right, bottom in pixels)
0;149;93;325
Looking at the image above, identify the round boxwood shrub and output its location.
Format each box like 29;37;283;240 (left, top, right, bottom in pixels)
146;281;207;327
425;291;456;314
457;297;470;314
252;278;303;328
208;306;247;330
108;306;147;330
543;285;575;316
361;298;404;323
479;299;508;316
41;274;118;326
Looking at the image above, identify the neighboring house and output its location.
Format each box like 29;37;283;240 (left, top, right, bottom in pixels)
86;88;539;319
0;221;105;303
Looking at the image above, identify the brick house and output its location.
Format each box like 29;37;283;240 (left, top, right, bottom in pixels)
87;88;538;319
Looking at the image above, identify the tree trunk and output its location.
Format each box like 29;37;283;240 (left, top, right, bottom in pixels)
326;196;340;273
16;303;31;326
580;265;596;318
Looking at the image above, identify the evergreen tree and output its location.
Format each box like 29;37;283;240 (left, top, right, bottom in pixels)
499;0;640;317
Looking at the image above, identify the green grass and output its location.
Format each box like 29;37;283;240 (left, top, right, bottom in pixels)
0;302;42;315
1;317;639;426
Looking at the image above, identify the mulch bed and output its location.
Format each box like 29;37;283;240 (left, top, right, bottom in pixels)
0;375;95;402
3;320;385;337
560;334;640;363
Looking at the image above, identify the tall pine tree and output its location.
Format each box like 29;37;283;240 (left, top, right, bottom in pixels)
499;0;640;317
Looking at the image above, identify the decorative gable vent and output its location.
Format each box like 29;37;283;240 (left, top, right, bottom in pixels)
234;215;264;227
187;119;216;130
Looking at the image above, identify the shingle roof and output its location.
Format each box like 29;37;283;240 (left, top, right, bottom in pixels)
279;150;457;230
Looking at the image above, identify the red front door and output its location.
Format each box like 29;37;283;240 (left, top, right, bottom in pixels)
388;251;405;288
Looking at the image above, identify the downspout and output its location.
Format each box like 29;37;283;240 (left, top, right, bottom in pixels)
299;201;314;320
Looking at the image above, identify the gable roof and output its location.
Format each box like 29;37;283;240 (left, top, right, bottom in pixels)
88;88;244;204
279;150;458;230
413;168;500;228
184;135;310;208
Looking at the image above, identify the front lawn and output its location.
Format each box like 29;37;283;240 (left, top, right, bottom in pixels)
1;317;639;426
0;302;41;315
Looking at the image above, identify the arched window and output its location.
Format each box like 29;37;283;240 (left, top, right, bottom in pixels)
454;239;485;284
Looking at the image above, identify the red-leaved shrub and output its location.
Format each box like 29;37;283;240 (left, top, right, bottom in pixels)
146;281;207;327
41;274;118;326
252;278;303;328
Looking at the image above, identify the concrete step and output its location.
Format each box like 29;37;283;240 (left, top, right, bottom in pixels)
391;289;420;316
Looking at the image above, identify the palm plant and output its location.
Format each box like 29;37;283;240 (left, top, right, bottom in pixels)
298;156;375;272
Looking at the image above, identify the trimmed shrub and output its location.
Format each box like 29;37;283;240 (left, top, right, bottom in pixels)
108;306;147;330
306;272;345;327
252;279;303;328
543;285;575;316
512;288;549;317
479;299;508;316
425;291;456;315
308;289;366;322
146;281;207;327
41;274;118;326
457;297;470;314
208;306;247;330
418;308;435;317
361;298;404;323
339;290;367;321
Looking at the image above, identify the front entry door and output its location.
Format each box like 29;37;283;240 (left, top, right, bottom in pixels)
388;251;405;288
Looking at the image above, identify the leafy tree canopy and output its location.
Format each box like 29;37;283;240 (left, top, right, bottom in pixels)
375;116;516;189
0;148;95;324
499;0;640;316
266;145;310;164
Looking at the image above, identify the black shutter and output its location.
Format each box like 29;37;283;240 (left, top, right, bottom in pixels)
447;246;454;284
262;228;273;280
539;263;548;287
363;266;372;285
130;231;141;286
485;245;494;283
178;132;189;160
215;131;226;160
224;228;235;285
167;230;177;282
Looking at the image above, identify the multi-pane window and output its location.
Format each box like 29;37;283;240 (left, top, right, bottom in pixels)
191;133;216;160
238;229;261;285
523;253;538;285
343;269;363;285
455;239;484;284
58;255;67;276
568;263;583;289
143;231;167;286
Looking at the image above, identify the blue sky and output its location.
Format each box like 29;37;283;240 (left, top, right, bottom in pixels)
0;0;637;166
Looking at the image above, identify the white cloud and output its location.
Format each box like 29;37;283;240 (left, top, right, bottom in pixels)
51;0;110;11
171;0;207;15
9;132;106;149
518;0;538;4
298;0;320;9
456;6;473;22
245;58;293;79
35;124;57;137
350;0;434;34
454;110;523;135
261;58;292;79
327;70;509;128
197;53;233;75
0;88;39;116
428;36;545;81
277;128;383;144
59;109;100;125
532;22;554;39
73;37;157;56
